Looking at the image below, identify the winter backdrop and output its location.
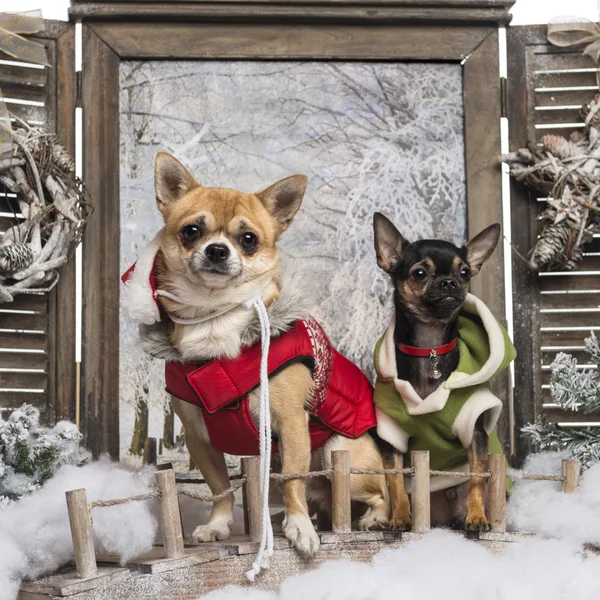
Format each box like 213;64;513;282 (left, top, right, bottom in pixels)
119;61;466;457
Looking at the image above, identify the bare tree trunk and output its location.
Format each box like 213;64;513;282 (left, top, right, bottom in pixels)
129;386;149;456
162;404;175;450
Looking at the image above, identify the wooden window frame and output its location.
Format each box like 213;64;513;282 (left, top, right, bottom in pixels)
73;0;513;457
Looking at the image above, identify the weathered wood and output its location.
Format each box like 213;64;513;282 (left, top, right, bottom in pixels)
65;488;98;579
332;449;351;534
561;458;581;494
49;25;78;424
507;26;540;465
70;0;516;6
488;454;506;533
241;456;262;542
89;22;493;61
464;29;509;449
410;451;430;532
143;437;158;465
19;567;130;597
80;26;120;458
70;3;512;23
156;469;185;558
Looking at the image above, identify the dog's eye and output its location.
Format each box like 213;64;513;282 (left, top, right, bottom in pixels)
459;267;471;280
240;232;258;250
181;225;201;242
411;268;428;282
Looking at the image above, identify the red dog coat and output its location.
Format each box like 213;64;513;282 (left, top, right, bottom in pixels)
165;317;376;456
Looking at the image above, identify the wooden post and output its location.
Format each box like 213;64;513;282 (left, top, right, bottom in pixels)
65;489;98;579
561;458;581;494
411;451;430;532
242;456;262;542
488;453;506;532
155;469;185;558
332;450;351;533
143;437;157;466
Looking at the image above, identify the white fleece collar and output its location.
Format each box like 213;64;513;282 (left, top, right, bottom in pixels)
377;293;506;416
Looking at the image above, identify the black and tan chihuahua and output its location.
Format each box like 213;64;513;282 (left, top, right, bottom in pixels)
372;212;514;532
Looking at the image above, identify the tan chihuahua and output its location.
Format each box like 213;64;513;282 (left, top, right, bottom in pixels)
128;153;390;558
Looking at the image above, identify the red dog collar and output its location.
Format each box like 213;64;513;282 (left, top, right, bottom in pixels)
397;339;457;357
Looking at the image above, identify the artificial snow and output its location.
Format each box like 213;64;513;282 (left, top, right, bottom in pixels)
0;457;157;600
204;533;600;600
2;451;600;600
508;451;600;547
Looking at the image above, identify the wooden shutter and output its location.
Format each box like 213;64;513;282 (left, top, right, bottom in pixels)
0;21;77;424
508;25;600;463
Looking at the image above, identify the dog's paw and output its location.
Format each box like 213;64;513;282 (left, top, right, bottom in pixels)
191;514;233;542
464;513;490;532
388;515;412;532
283;513;320;558
358;513;389;531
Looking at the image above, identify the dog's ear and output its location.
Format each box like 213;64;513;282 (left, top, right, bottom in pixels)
154;152;197;216
373;212;408;272
464;223;501;275
257;175;307;232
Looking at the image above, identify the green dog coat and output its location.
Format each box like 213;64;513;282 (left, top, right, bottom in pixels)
374;293;516;493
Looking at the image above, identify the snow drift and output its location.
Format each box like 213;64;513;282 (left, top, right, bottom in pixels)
0;458;157;600
2;452;600;600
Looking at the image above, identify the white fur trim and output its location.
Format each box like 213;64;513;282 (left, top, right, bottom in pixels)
122;231;163;325
376;408;410;453
451;387;502;448
405;462;470;494
446;293;505;390
394;380;451;415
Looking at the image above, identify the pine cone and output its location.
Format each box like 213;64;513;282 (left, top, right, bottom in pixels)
541;134;581;160
52;139;75;174
530;220;571;270
0;243;35;274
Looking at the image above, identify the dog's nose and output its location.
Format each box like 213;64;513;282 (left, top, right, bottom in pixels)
205;244;230;264
440;278;457;290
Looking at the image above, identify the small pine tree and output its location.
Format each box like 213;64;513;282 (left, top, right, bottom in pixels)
0;404;91;506
522;332;600;468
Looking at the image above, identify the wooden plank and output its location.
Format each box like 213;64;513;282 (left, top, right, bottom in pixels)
540;290;600;309
0;294;48;312
70;0;517;5
89;22;492;60
542;408;600;422
534;51;595;72
535;70;598;90
0;64;47;88
0;332;47;351
0;353;47;370
0;82;47;104
48;25;78;424
0;372;47;390
540;310;600;327
464;29;508;447
20;567;129;597
507;25;541;463
0;313;48;331
137;548;220;574
70;2;513;23
534;107;584;126
541;329;596;347
81;26;121;458
534;88;594;109
538;273;600;292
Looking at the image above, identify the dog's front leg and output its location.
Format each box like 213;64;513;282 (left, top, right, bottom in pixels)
267;364;320;558
171;397;234;542
464;414;490;532
381;442;412;531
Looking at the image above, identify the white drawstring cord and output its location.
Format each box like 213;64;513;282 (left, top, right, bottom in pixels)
153;285;274;581
245;298;274;582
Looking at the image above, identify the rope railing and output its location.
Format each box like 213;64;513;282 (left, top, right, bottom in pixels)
64;450;582;584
